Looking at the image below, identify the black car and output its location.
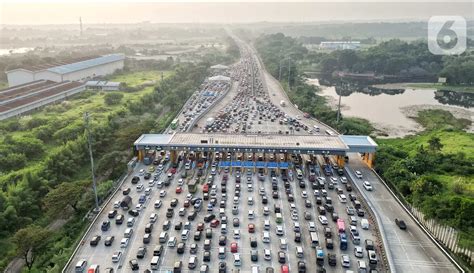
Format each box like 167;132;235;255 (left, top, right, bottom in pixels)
122;188;131;195
144;173;151;179
137;246;147;259
287;194;294;202
272;191;279;199
298;261;306;273
250;236;257;248
101;220;110;231
203;251;211;262
233;218;240;227
299;180;306;188
90;235;101;246
218;262;226;273
104;236;114;246
251;250;258;261
166;209;174;218
204;214;216;223
194;231;202;241
131;176;140;184
395;218;407;230
175;222;183;230
108;210;117;219
328;253;337;266
129;259;139;270
262;196;268;204
177;242;185;254
170;198;179;207
128;209;139;217
324;203;334;213
357;209;365;217
188;211;197;221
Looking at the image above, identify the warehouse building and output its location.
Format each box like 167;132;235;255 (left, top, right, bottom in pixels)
85;80;122;91
6;54;125;87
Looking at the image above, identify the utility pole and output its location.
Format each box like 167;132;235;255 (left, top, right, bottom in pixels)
79;17;83;36
84;112;99;212
288;56;291;91
336;92;342;123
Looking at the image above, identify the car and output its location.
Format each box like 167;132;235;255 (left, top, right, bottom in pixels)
90;235;101;246
248;223;255;233
211;219;220;227
276;226;284;236
112;251;122;263
395;218;407;230
264;248;271;260
341;254;350;268
365;239;375;250
363;181;373;191
304;211;311;220
218;262;226;273
301;191;308;198
354;246;364;258
101;220;110;231
175;222;183;230
346;206;355;215
328;253;337;266
177;242;186;254
176;186;183;194
355;170;363;179
225;241;237;253
318;215;328;225
129;259;139;270
233;218;240;227
190;243;198;254
278;251;286;264
104;236;114;246
219;235;227;246
108;210;117;219
171;198;179;207
136;246;147;259
160;190;167;197
251;249;258;261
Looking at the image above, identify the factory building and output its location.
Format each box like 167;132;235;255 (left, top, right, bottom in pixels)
6;54;125;87
85;81;122;91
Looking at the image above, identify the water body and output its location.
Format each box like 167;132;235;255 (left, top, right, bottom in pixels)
0;47;34;56
307;79;473;137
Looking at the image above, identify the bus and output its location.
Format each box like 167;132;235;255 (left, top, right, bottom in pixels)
337;219;346;233
188;179;198;193
310;232;319;247
339;233;348;250
170;119;179;130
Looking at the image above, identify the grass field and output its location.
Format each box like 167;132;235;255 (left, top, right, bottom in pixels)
0;81;8;89
109;70;170;87
408;83;474;93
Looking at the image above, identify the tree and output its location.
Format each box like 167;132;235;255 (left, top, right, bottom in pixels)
104;93;124;105
428;136;443;152
12;225;51;270
43;181;89;216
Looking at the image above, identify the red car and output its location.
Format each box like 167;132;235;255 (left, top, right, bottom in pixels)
203;184;209;193
210;219;220;228
197;223;204;231
223;174;228;181
170;168;177;174
184;200;190;208
230;242;238;253
281;265;289;273
175;186;183;194
248;223;255;233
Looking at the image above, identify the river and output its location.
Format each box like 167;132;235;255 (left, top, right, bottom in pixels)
307;79;474;137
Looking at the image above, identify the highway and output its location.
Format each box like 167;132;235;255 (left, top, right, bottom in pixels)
65;33;458;273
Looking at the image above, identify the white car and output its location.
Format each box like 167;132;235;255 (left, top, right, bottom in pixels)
308;222;316;232
135;204;144;211
264;249;271;260
363;181;373;191
330;177;338;184
263;206;270;216
139;169;145;176
178;178;184;186
340;176;348;184
148;180;155;187
154;200;162;208
248;210;255;219
160;190;167;197
354;246;364;258
120;238;129;248
113;200;121;208
136;184;144;192
318;215;328;225
276;226;284;236
145;187;152;195
355;170;363;179
341;254;350;268
301;191;308;198
233;229;240;239
291;211;298;221
112;251;122;263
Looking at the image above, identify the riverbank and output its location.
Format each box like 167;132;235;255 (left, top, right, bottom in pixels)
374;82;474;93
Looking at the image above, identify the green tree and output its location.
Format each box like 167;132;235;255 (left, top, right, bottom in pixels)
12;225;51;270
43;181;89;216
428;136;443;152
104;92;124;105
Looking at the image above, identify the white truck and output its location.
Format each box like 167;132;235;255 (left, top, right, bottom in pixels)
280;100;286;107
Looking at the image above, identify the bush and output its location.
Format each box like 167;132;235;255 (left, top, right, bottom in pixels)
104;92;124;105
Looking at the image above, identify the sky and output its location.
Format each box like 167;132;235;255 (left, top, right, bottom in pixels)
0;1;472;25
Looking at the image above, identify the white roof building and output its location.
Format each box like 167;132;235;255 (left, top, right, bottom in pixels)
6;54;125;87
208;75;231;82
85;81;122;91
210;64;229;70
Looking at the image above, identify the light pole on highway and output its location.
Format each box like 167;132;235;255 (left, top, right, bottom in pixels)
288;56;291;91
84;112;100;212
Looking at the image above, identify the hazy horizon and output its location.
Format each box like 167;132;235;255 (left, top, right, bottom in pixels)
1;2;473;25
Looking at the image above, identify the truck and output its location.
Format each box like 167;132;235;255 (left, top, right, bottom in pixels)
280;100;286;107
121;196;132;210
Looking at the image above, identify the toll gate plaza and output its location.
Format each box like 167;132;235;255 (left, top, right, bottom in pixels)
134;133;378;167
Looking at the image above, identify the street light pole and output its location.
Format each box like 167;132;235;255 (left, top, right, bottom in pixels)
288;56;291;91
84;112;99;212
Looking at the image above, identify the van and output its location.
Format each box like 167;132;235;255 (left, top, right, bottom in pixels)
75;260;87;272
296;246;304;258
181;230;189;240
168;236;177;247
188;256;197;269
124;228;133;238
280;238;287;249
361;219;369;230
151;256;160;270
252;265;259;273
159;232;168;243
221;224;227;234
87;265;99;273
